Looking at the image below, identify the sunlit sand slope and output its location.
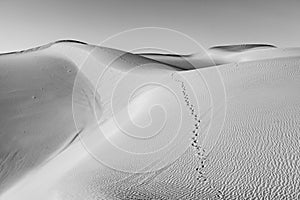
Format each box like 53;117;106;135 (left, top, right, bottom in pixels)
0;42;299;199
0;48;84;192
0;40;180;196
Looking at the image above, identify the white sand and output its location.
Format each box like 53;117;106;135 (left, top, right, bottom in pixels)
0;41;299;199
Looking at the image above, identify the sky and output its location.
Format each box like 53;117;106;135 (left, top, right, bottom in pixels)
1;0;300;53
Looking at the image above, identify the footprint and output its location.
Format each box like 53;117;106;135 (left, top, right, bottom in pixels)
172;74;208;183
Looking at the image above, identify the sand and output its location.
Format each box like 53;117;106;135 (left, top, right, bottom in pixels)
0;41;299;199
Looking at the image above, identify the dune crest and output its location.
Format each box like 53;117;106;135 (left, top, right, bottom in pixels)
209;43;277;52
138;44;300;70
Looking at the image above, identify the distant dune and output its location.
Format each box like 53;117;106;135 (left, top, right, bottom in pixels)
209;43;277;52
138;43;282;69
0;41;299;199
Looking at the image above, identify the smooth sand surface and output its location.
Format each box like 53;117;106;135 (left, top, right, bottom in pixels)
0;41;299;199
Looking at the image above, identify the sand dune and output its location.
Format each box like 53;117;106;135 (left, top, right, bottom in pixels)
0;41;299;199
209;44;277;52
137;43;283;69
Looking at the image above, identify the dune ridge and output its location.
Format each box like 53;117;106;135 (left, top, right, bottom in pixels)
209;43;277;52
137;43;300;70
